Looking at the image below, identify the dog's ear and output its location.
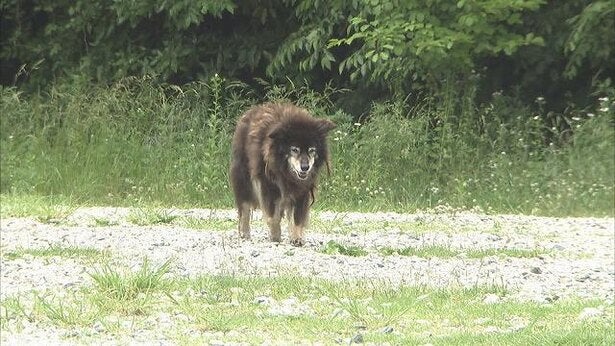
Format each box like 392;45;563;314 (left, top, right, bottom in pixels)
317;119;336;134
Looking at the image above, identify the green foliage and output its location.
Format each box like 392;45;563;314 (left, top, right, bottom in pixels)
564;0;615;79
1;79;613;216
1;0;279;86
320;240;368;257
323;0;545;91
2;0;612;117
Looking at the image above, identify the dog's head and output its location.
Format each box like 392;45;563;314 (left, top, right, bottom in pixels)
267;112;336;182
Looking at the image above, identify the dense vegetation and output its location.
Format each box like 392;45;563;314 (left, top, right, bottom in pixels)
1;1;613;216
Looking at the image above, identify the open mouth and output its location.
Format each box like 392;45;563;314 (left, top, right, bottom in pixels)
296;171;309;180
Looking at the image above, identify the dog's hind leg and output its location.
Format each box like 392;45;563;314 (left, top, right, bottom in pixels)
289;193;310;247
238;202;252;239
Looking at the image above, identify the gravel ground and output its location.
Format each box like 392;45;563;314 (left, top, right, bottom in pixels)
1;207;614;344
2;207;613;302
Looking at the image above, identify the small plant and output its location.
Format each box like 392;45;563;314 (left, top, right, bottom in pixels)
379;245;458;258
127;209;178;226
90;258;172;300
34;293;97;327
92;217;118;227
320;240;368;257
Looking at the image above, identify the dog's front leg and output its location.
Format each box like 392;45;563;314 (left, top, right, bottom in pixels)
263;197;283;242
290;193;310;247
266;205;282;242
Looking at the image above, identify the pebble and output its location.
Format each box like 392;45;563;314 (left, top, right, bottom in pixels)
484;326;499;333
530;267;542;274
578;307;604;320
381;326;394;334
483;294;501;304
350;333;363;344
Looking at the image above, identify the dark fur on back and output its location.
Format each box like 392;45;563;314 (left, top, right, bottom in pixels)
230;103;335;246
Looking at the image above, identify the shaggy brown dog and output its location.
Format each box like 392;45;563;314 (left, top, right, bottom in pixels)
230;103;335;246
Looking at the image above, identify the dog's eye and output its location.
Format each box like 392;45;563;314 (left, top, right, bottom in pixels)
290;146;300;154
308;147;316;155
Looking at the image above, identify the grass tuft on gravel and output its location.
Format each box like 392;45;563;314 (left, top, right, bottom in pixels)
320;240;368;257
378;246;545;259
126;209;179;226
2;245;107;261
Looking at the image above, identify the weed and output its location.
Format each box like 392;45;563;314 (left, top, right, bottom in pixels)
127;209;178;226
89;258;173;301
34;293;98;327
320;240;368;257
92;217;118;227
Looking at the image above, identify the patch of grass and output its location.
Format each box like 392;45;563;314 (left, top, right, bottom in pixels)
33;293;99;327
320;240;368;257
379;245;459;258
127;209;178;226
467;248;544;259
88;258;173;315
2;245;106;260
3;272;612;344
310;218;457;235
0;194;79;222
91;217;118;227
90;258;172;300
378;246;545;259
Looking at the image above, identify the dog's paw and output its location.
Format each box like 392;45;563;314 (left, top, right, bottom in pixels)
239;233;251;240
290;238;305;247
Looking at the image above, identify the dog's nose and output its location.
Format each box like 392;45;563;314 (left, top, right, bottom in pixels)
300;161;310;172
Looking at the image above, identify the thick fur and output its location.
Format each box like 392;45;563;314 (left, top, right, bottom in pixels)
230;103;335;246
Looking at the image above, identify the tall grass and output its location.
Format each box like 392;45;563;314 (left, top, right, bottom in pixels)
1;75;248;207
1;76;613;216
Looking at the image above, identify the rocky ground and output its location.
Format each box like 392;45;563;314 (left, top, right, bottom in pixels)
1;207;614;344
2;207;613;302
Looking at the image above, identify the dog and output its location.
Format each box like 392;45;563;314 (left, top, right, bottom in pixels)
230;103;336;246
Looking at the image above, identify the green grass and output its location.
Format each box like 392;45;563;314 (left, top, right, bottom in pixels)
310;218;464;235
2;245;107;261
88;258;173;315
378;246;544;259
127;209;178;226
320;240;368;257
0;194;80;222
91;217;118;227
1;80;613;217
1;264;612;344
379;245;459;258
